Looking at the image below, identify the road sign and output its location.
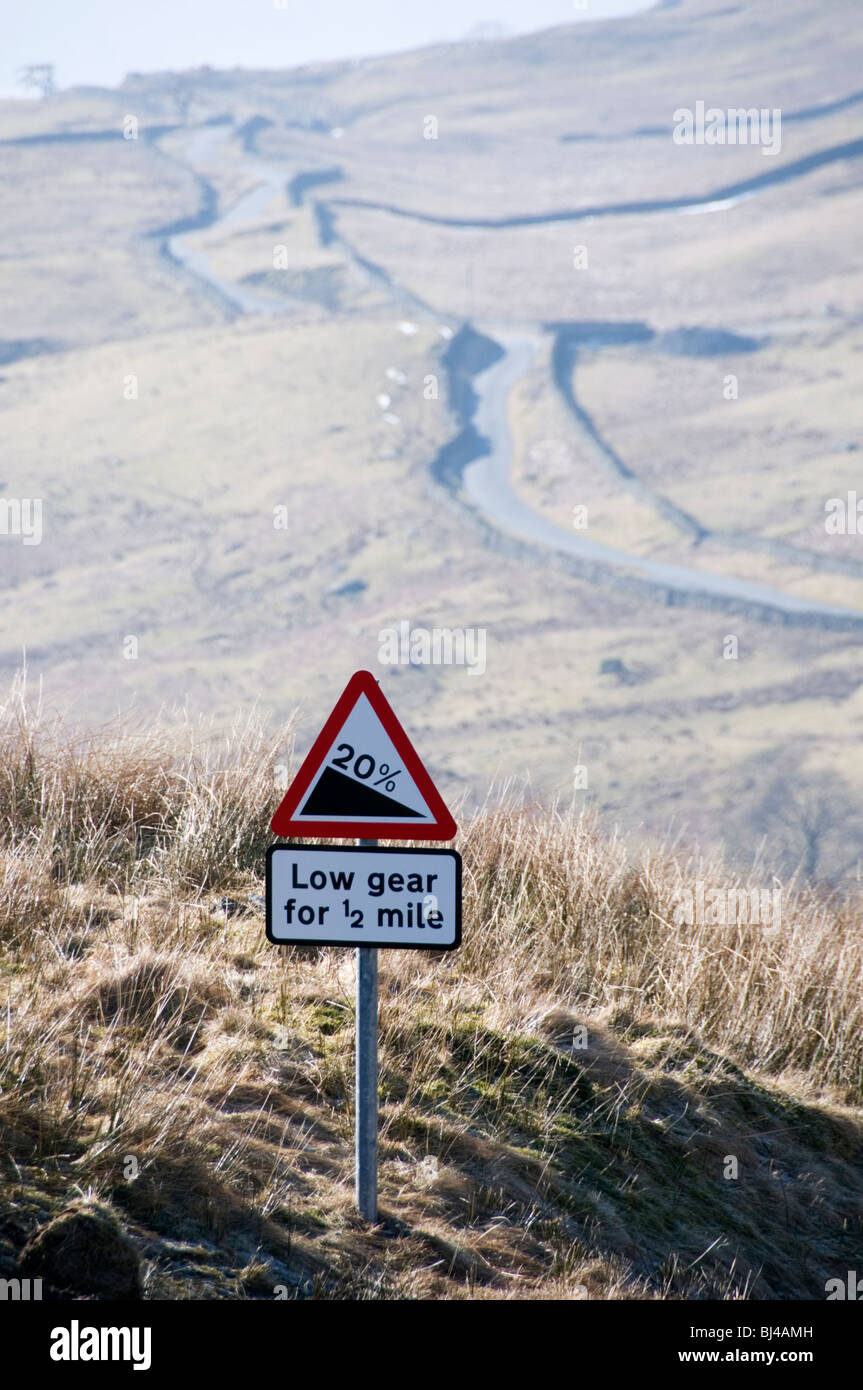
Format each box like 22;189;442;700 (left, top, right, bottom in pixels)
269;670;457;840
266;843;461;949
267;675;461;1224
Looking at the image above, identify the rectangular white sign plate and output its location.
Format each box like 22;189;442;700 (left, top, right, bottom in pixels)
266;844;461;950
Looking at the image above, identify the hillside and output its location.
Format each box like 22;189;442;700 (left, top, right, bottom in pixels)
2;0;863;873
1;693;861;1300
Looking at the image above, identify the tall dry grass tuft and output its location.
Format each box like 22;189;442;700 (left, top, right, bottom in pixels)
452;803;863;1099
0;671;295;907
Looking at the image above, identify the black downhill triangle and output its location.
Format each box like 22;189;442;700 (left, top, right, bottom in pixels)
302;767;423;818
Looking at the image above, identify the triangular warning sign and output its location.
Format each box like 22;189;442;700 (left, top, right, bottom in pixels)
270;671;457;840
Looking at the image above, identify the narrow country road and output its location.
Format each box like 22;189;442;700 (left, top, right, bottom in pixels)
464;331;863;625
160;125;863;630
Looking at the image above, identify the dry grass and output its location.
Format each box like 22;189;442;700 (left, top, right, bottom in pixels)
0;672;291;904
1;680;862;1299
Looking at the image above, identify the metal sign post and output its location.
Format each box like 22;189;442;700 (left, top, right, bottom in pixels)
356;838;378;1222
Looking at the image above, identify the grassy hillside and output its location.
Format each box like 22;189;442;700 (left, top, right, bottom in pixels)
3;0;863;936
1;688;861;1300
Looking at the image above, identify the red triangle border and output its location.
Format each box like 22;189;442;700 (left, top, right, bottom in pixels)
270;670;457;840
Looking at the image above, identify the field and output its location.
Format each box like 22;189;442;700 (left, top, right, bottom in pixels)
1;700;862;1300
3;0;863;1308
2;0;863;879
2;0;863;881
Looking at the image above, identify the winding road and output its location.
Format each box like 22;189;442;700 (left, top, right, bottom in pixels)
464;331;863;624
158;121;863;630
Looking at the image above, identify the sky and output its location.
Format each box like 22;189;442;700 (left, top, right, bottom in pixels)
2;0;655;98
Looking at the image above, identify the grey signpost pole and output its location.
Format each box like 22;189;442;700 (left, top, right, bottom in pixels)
356;838;378;1222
